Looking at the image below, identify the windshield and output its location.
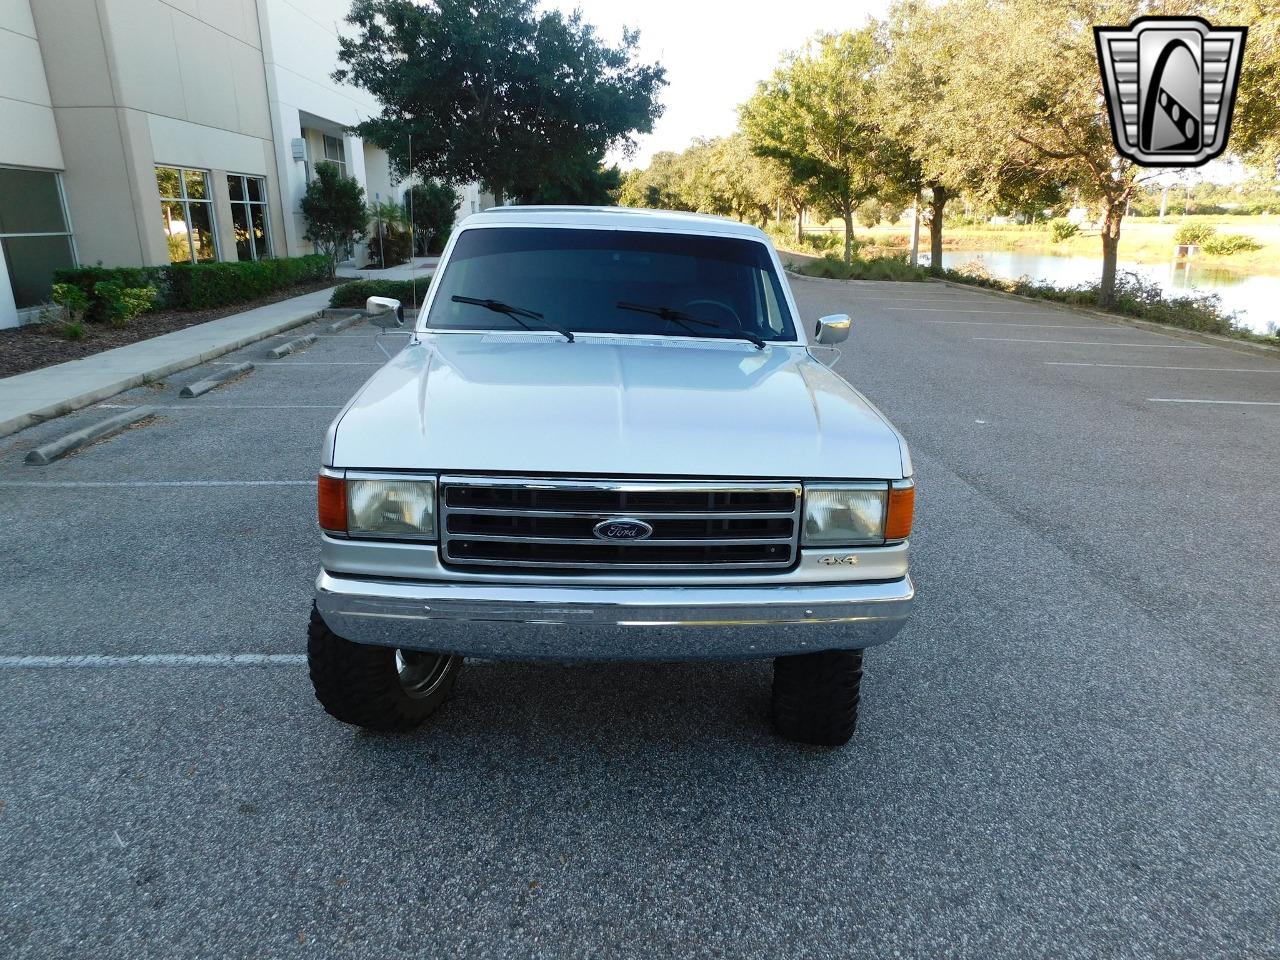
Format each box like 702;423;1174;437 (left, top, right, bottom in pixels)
425;227;798;343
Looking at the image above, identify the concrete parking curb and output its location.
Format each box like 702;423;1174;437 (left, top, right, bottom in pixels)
926;278;1280;359
268;333;318;358
0;293;330;439
326;312;365;333
179;362;255;398
23;406;157;465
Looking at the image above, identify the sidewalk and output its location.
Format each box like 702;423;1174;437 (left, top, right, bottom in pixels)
0;287;334;438
337;257;439;281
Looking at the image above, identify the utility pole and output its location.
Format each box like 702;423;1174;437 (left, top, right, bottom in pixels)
909;193;921;268
1159;184;1168;222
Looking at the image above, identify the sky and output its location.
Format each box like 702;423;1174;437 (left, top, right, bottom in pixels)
537;0;1247;185
540;0;893;169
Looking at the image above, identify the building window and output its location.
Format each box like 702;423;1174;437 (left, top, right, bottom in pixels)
157;166;217;263
322;135;346;176
0;167;76;309
228;174;271;261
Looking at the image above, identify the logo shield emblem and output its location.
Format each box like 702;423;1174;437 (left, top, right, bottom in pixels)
1095;16;1247;167
593;518;654;541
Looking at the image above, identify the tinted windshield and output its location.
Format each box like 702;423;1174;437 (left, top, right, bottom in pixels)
425;227;797;342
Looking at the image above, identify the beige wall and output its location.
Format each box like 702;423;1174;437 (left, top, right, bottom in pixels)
27;0;283;267
0;0;62;169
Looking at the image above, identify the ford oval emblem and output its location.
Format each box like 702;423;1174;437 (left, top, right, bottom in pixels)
593;518;654;541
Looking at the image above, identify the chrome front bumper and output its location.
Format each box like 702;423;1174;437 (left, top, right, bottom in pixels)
314;570;915;661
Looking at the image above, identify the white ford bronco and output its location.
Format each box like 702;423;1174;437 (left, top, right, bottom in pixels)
309;207;914;745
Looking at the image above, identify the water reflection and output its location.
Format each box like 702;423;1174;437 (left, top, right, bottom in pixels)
932;248;1278;335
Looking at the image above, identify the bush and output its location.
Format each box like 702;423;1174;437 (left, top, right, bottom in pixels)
94;281;158;327
52;265;170;322
407;181;459;255
1199;233;1262;256
302;162;368;277
165;255;329;310
1049;218;1079;242
765;225;850;257
329;279;431;309
50;283;89;324
53;255;329;317
799;253;928;281
374;225;413;267
1174;223;1215;246
940;266;1238;336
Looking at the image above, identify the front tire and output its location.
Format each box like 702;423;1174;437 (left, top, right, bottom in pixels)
307;605;462;731
771;649;863;746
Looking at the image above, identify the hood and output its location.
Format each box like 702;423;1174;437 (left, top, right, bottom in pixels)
326;334;907;480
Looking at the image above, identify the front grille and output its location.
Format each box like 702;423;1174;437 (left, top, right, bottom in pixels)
439;476;802;572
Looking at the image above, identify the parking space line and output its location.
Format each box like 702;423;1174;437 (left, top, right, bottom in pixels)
975;337;1210;348
925;320;1117;329
0;480;311;488
1148;398;1280;406
885;307;1025;313
1048;362;1280;373
213;361;383;365
0;654;306;668
95;403;342;410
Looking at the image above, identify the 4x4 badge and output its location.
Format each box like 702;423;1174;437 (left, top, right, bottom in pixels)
1094;16;1246;167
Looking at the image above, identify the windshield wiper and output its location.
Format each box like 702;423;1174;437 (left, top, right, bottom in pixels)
450;295;574;342
615;301;765;350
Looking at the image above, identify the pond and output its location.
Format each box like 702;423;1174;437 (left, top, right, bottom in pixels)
927;248;1279;335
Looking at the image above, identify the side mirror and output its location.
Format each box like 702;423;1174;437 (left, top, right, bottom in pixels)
814;314;851;345
365;295;405;328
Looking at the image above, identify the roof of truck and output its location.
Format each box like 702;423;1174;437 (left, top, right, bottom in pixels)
462;205;767;240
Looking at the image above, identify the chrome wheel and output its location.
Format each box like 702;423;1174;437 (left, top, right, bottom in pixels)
394;650;453;699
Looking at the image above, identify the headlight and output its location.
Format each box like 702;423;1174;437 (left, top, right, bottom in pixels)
802;483;887;545
347;475;437;539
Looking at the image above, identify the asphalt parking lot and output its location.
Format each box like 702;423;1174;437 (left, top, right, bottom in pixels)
1;280;1277;959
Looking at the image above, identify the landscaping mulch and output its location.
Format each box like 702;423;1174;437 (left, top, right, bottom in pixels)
0;278;340;378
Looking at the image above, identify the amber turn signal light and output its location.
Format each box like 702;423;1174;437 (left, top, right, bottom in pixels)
317;474;347;533
884;482;914;541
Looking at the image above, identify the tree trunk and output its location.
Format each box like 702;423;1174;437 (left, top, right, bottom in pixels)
492;185;505;208
795;204;804;244
1098;202;1124;308
842;202;854;266
928;185;948;275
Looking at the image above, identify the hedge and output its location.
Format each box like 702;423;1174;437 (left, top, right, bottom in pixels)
329;279;430;309
53;254;330;320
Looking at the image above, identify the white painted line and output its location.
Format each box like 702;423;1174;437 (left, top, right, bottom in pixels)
925;320;1113;329
885;307;1026;313
1048;362;1280;373
96;404;342;410
213;361;382;366
0;480;311;488
0;654;306;668
975;337;1209;348
1148;398;1280;406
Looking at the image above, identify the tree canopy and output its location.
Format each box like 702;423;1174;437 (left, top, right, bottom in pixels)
300;162;368;277
335;0;666;204
740;28;892;264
